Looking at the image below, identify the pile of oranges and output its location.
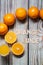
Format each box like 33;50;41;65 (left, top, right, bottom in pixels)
0;6;43;57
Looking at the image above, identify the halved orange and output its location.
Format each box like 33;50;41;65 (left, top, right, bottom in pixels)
0;44;10;56
5;31;17;44
11;42;24;56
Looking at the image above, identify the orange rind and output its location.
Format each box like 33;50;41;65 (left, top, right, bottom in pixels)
15;8;27;20
0;23;8;35
28;6;39;19
3;13;16;26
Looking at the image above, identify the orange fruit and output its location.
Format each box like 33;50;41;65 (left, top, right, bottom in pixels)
39;9;43;19
0;23;8;35
3;13;16;26
11;42;24;56
5;31;17;44
15;8;27;20
0;44;10;56
28;6;39;19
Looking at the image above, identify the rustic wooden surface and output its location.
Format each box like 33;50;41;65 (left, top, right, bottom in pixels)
0;0;43;65
29;0;43;65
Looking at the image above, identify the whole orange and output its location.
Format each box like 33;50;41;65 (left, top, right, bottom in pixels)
0;23;8;35
3;13;16;26
39;9;43;19
15;8;27;20
28;6;39;19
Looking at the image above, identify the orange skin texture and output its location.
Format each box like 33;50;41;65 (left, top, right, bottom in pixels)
28;6;39;19
15;8;27;20
3;13;16;26
39;9;43;19
0;23;8;35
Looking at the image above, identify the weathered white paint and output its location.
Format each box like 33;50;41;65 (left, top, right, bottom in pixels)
29;0;42;65
0;0;28;65
0;0;43;65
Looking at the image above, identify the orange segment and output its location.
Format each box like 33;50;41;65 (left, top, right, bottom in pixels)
5;31;17;44
0;44;10;56
3;13;16;26
11;42;24;55
0;23;8;35
15;8;27;20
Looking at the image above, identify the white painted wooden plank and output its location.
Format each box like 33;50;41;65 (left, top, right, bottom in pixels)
41;1;43;65
11;0;28;65
29;0;39;65
0;1;10;65
38;0;43;65
37;0;41;65
0;1;11;65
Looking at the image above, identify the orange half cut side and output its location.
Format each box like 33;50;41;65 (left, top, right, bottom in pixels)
0;44;10;56
11;42;24;56
5;31;17;44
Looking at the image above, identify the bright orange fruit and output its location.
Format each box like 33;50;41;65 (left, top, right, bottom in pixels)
3;13;16;26
11;42;24;56
0;44;10;56
39;9;43;19
5;31;17;44
28;6;39;19
0;23;8;35
15;8;27;20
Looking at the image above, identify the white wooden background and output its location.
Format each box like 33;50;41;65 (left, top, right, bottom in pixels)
0;0;43;65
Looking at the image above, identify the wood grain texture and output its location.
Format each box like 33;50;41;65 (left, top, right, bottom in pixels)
29;0;42;65
29;0;38;65
38;0;43;65
0;0;43;65
0;0;28;65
